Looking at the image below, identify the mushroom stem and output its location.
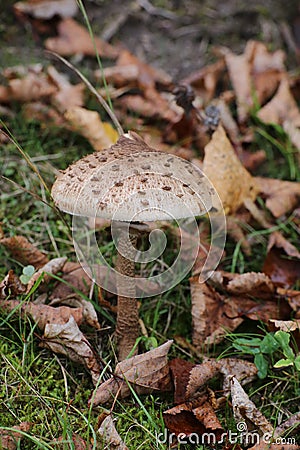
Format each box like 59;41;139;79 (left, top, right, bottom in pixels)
115;227;140;360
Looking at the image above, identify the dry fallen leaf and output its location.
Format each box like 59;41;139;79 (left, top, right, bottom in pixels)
65;106;119;151
41;315;102;385
191;272;289;348
90;340;173;406
246;40;286;105
255;177;300;218
47;66;85;112
0;422;31;450
49;296;100;330
163;395;224;444
269;319;300;332
224;271;275;297
225;50;253;123
14;0;78;19
0;270;26;298
26;256;67;293
230;376;273;434
257;77;300;126
203;124;259;214
185;358;257;401
98;415;128;450
263;232;300;288
0;299;83;331
115;49;172;91
117;92;178;122
0;235;49;268
0;69;56;104
190;278;244;347
45;18;119;59
55;433;92;449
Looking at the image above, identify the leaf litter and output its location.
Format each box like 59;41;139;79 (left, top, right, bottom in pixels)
1;5;300;448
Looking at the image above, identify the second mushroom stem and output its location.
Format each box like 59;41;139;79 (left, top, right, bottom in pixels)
115;227;140;360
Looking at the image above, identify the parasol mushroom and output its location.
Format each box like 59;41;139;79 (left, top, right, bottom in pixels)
51;132;219;360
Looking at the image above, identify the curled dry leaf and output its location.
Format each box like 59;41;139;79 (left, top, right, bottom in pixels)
0;270;26;298
90;340;173;406
163;395;224;444
172;357;257;403
220;358;258;396
98;49;172;90
41;315;102;385
8;71;57;103
203;124;259;214
0;299;83;331
117;92;178;122
115;49;172;91
14;0;78;19
245;40;286;105
65;106;118;151
98;415;128;450
224;272;275;297
45;18;119;59
269;319;300;332
0;422;31;450
225;50;253;123
230;376;273;434
0;235;49;268
257;77;300;126
255;177;300;218
26;256;67;293
191;272;288;348
47;66;85;112
190;278;244;347
267;231;300;259
49;297;100;330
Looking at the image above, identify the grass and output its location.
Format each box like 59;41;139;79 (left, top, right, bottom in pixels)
1;5;300;449
1;107;300;449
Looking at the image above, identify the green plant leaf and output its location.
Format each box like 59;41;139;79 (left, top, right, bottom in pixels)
232;337;261;355
20;265;35;284
294;355;300;371
274;331;295;359
254;353;269;379
274;358;294;368
260;333;280;354
23;265;35;277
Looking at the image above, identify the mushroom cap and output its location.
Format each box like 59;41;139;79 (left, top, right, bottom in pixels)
51;133;214;222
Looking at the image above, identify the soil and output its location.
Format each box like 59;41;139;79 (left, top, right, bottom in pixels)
1;0;300;79
87;0;300;79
